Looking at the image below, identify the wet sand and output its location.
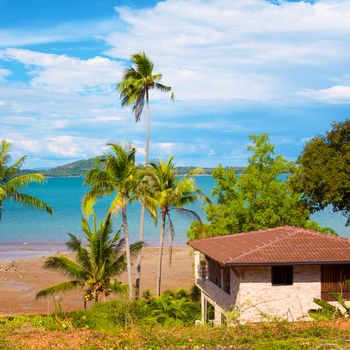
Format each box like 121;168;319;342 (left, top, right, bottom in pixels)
0;246;194;316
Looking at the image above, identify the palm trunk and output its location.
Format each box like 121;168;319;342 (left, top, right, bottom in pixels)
156;209;166;297
135;89;150;299
122;203;133;301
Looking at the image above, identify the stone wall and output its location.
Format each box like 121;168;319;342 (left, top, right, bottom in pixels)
237;265;321;322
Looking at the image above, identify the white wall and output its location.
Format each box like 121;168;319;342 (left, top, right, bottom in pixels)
237;265;321;322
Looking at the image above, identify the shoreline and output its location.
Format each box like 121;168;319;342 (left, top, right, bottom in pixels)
0;246;193;316
0;241;188;263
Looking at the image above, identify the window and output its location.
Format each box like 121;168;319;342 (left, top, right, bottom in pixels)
271;266;293;286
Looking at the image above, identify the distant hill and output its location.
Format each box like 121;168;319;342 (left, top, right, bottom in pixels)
21;157;243;177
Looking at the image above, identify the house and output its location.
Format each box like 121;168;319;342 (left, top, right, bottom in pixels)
188;226;350;324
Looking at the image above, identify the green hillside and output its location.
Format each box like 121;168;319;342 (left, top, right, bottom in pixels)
21;157;243;177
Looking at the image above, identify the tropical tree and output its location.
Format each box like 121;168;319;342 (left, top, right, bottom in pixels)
291;120;350;225
0;139;52;218
187;133;311;240
82;143;156;301
146;156;208;296
36;214;140;307
117;52;173;298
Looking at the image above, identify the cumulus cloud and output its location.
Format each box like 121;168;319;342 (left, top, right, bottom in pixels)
102;0;350;101
300;85;350;103
8;134;106;160
1;48;123;93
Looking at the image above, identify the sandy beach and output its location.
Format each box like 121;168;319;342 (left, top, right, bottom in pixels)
0;246;193;316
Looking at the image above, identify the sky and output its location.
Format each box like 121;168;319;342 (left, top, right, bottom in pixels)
0;0;349;169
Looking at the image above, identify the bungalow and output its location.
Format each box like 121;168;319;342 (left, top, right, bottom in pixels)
188;226;350;324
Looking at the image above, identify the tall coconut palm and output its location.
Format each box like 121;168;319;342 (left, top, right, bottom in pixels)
0;139;52;218
36;214;140;307
117;52;173;298
82;143;156;301
146;156;209;296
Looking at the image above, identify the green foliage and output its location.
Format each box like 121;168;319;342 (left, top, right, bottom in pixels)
146;291;200;326
304;221;338;235
309;282;350;320
68;289;200;330
0;139;53;217
2;309;350;349
188;133;309;239
36;213;139;303
292;119;350;225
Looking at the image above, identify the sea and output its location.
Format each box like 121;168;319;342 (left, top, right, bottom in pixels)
0;177;349;260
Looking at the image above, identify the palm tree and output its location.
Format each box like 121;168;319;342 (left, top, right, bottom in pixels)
117;52;173;298
36;214;140;307
146;156;209;296
82;143;156;301
0;139;52;218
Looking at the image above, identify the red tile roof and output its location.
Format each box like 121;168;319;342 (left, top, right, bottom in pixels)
188;226;350;266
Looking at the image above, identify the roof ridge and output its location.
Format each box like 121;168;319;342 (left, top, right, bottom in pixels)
230;228;297;261
295;227;350;242
189;226;293;244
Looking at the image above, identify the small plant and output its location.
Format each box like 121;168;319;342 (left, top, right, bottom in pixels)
309;283;350;320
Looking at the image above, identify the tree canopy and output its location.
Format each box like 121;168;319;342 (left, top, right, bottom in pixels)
187;133;310;240
291;120;350;225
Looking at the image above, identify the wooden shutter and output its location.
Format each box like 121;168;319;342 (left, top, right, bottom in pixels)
321;265;350;301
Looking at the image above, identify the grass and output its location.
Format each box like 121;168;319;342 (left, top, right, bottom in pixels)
1;290;350;349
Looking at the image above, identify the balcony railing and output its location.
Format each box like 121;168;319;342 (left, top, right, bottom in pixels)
196;260;233;310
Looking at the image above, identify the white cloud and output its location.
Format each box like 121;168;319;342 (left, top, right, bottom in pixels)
300;85;350;103
8;134;106;160
157;142;174;152
1;48;123;93
0;68;11;81
102;0;350;101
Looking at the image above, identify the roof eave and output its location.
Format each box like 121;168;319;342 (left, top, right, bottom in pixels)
224;260;350;267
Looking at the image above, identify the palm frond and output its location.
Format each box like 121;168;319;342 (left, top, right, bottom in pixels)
5;173;46;189
7;192;53;214
43;255;87;280
109;280;129;296
36;280;81;299
66;233;92;271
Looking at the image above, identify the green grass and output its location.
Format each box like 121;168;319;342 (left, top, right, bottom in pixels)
0;291;350;349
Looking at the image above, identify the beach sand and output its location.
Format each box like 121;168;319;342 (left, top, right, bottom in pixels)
0;246;193;316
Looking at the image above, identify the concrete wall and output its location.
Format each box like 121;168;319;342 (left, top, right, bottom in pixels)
237;265;321;322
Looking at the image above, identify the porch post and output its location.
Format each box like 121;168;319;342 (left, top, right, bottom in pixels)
201;292;207;323
194;251;201;281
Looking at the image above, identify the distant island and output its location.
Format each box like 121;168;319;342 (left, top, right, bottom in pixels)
21;157;244;177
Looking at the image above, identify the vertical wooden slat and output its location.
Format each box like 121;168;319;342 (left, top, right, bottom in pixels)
321;265;350;301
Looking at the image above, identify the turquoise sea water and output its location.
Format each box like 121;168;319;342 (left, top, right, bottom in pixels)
0;177;349;246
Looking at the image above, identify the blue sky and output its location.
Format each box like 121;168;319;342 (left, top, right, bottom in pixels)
0;0;349;168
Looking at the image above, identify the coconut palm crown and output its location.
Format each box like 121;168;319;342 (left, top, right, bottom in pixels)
146;156;210;296
0;139;52;218
117;51;174;124
36;214;140;307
